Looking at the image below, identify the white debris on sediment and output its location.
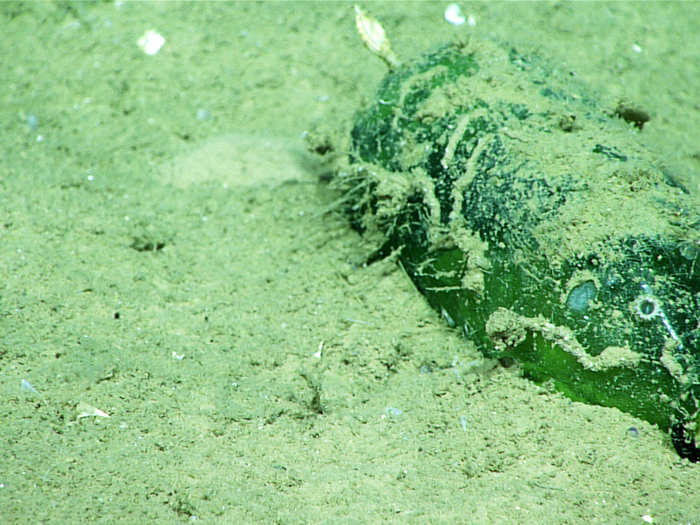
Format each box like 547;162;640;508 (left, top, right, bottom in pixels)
138;29;165;55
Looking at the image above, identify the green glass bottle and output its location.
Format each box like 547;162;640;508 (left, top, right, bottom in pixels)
335;39;700;460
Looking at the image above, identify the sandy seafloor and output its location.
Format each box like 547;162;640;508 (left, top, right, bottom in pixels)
1;1;699;523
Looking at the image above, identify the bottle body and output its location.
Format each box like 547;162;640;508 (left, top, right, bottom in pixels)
338;39;699;459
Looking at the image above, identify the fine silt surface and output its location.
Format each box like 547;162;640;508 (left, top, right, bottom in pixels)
1;2;698;523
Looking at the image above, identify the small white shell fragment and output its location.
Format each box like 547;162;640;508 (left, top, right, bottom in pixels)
444;3;466;26
77;401;110;419
21;379;39;394
138;29;165;55
354;5;400;68
385;406;403;417
313;340;323;359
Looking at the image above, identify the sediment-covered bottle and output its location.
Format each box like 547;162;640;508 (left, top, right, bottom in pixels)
333;38;699;460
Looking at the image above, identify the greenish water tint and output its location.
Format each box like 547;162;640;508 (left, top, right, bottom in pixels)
1;2;699;523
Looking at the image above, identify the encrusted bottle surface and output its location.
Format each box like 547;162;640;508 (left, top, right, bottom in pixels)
336;39;700;460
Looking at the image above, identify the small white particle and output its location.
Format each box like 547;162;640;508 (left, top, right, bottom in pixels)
444;4;466;26
632;43;642;53
138;30;165;55
77;402;110;418
21;379;39;394
641;515;653;524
